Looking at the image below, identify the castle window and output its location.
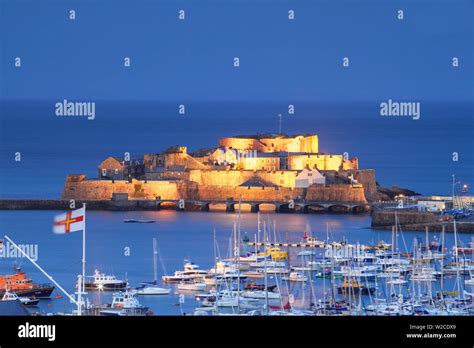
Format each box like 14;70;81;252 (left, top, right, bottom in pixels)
102;169;107;176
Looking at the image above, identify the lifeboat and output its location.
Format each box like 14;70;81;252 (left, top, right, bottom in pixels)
0;271;55;298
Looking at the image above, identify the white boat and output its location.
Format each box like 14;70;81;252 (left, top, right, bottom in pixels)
385;265;409;273
163;260;209;283
84;269;128;290
242;290;281;300
282;271;308;282
202;297;239;308
386;278;408;285
410;268;437;282
135;238;171;296
1;289;39;306
134;284;170;295
250;261;286;268
162;274;194;283
333;266;376;279
100;290;149;316
259;267;288;274
177;281;207;291
297;250;316;257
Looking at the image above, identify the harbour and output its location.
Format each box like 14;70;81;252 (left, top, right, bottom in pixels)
1;209;472;316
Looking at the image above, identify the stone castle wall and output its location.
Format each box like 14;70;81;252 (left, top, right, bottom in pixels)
219;135;318;153
188;169;297;188
306;184;367;203
62;175;368;203
197;186;305;202
62;177;182;200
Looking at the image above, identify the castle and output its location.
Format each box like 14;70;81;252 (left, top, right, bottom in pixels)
62;133;378;211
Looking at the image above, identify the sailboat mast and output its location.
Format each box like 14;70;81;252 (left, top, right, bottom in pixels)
263;220;269;315
153;237;158;283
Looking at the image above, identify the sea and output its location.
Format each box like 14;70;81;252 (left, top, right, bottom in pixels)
0;100;472;315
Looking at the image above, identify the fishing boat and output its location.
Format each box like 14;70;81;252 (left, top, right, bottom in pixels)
84;269;128;290
0;271;55;298
1;289;39;307
99;290;150;316
282;271;308;282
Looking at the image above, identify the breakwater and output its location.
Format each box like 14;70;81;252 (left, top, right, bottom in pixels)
371;210;474;233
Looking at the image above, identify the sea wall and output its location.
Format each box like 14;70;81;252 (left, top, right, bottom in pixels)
371;210;474;232
62;177;182;200
306;184;367;203
371;211;438;227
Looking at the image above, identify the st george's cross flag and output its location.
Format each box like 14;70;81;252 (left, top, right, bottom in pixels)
53;207;85;234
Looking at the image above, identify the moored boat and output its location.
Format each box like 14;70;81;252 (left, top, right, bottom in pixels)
99;290;150;316
1;289;39;307
84;269;128;290
0;271;55;298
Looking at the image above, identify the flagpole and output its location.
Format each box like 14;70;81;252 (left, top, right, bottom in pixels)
82;203;86;295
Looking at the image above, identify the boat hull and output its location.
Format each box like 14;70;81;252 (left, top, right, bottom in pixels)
84;282;128;291
1;286;55;299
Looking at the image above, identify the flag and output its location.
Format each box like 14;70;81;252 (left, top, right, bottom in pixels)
53;207;85;234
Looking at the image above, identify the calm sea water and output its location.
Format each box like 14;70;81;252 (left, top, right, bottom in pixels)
0;210;471;315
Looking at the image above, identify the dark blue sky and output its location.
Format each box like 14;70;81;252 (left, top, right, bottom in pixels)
2;0;473;103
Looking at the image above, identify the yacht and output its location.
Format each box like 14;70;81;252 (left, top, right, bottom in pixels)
133;283;170;295
282;271;308;282
84;269;128;290
177;281;207;292
162;261;208;283
242;290;281;300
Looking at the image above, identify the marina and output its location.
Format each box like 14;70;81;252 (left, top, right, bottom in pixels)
0;209;472;316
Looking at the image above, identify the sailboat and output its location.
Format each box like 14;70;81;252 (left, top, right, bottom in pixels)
134;238;170;296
